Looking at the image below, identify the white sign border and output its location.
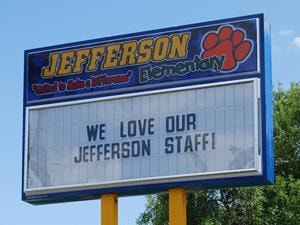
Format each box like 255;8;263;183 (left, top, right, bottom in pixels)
24;78;262;196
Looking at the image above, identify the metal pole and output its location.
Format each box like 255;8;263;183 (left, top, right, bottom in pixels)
169;188;186;225
101;193;118;225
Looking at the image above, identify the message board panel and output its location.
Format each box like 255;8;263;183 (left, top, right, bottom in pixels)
25;80;260;196
23;14;273;204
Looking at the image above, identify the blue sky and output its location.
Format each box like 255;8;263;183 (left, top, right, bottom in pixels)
0;0;299;225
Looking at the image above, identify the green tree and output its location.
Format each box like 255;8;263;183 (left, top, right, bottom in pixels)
214;177;300;225
137;83;300;225
273;83;300;178
137;194;168;225
137;191;220;225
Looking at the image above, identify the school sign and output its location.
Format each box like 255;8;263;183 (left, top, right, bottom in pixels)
22;14;273;204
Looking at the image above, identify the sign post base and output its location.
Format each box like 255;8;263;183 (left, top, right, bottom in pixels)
169;188;186;225
101;193;118;225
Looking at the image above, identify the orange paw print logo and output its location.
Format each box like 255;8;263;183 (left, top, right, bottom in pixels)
201;25;253;71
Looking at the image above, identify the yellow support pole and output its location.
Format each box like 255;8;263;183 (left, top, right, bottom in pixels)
169;188;186;225
101;193;118;225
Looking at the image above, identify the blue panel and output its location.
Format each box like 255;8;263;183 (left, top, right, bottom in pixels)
24;15;260;106
261;19;274;184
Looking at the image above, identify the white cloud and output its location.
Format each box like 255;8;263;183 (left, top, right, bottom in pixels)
279;29;294;36
293;37;300;48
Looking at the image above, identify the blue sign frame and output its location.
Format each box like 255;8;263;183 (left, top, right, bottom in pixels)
22;13;273;204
